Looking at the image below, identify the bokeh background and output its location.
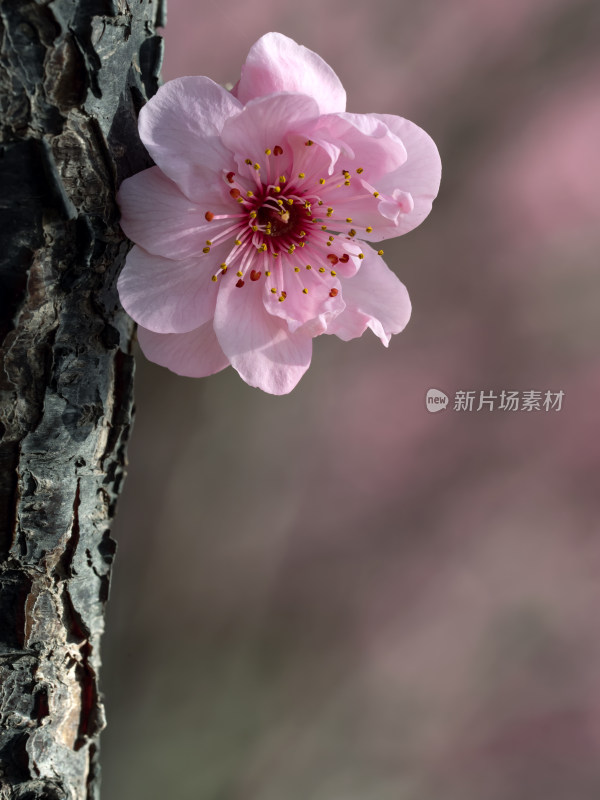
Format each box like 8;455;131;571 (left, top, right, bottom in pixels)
102;1;600;798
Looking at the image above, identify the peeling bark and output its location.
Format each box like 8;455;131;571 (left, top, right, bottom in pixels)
0;1;164;797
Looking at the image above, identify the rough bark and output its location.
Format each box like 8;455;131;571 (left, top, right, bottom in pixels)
0;1;164;797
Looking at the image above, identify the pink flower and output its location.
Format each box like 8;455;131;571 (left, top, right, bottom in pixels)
117;33;441;394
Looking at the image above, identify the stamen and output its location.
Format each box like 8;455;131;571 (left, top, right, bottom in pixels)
226;172;235;183
205;211;214;221
236;279;245;288
377;249;384;256
250;270;261;281
230;188;241;199
273;145;284;156
329;288;339;297
302;288;308;294
365;226;373;233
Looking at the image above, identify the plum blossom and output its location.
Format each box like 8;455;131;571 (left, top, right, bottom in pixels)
117;33;441;394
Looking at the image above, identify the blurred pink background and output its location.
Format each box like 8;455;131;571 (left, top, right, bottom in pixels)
103;1;600;798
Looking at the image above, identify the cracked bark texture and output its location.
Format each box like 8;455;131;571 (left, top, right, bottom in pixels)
0;1;164;797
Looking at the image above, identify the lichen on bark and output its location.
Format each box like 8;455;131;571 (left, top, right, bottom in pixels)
0;1;164;797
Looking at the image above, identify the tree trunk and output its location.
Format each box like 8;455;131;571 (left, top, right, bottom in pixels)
0;1;164;797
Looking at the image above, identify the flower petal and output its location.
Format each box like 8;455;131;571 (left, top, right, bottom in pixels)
137;322;230;378
220;93;320;176
263;254;345;335
138;77;242;202
117;167;233;259
327;246;411;345
316;112;408;181
117;245;222;334
214;273;313;395
363;115;442;240
234;32;346;114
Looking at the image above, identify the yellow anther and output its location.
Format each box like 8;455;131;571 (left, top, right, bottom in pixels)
302;288;308;294
206;240;212;245
373;191;380;197
251;225;258;231
326;211;333;217
294;267;300;272
319;178;326;185
298;241;306;247
258;243;267;252
234;239;242;245
249;211;257;218
278;295;286;302
306;264;312;270
202;247;210;253
245;158;252;165
326;241;332;246
365;226;373;233
246;190;254;197
236;270;243;277
276;198;284;205
265;148;272;155
253;163;261;170
287;245;295;254
236;197;244;203
298;172;306;179
318;267;325;273
305;139;314;146
356;167;364;174
279;175;286;184
345;218;352;223
265;270;272;276
299;231;306;237
344;180;350;185
358;253;365;259
286;198;293;205
270;287;277;294
273;186;281;193
327;207;333;213
378;249;384;256
330;270;337;276
211;275;218;282
318;200;323;205
349;229;357;237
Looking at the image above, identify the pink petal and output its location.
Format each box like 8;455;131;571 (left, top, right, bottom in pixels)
316;112;408;181
263;255;345;335
138;77;242;202
364;115;442;240
235;33;346;114
137;322;230;378
118;167;232;259
327;246;411;345
213;272;313;395
220;93;320;175
117;245;222;334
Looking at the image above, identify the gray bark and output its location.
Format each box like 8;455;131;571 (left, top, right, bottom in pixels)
0;1;164;797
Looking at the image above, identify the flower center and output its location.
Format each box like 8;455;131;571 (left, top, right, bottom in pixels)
255;199;295;237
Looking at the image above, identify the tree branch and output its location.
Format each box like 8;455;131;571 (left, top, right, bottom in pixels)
0;1;164;797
